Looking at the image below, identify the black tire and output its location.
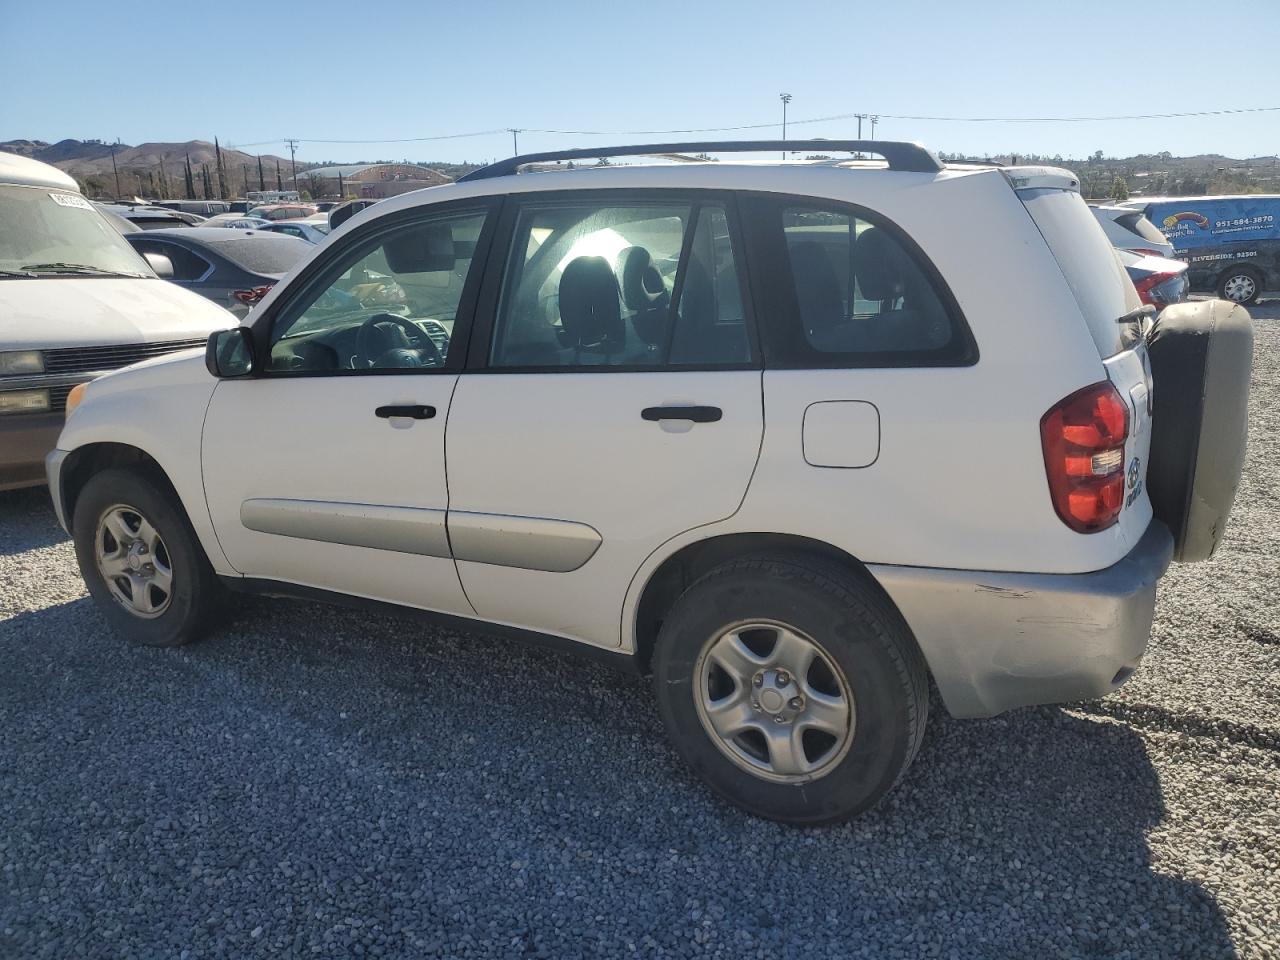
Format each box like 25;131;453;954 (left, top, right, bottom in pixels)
652;554;929;824
1217;266;1261;305
72;467;228;647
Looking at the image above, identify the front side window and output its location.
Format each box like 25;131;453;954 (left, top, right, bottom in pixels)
267;209;488;373
490;198;750;368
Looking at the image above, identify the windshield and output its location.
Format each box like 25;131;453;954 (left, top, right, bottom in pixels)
0;184;153;277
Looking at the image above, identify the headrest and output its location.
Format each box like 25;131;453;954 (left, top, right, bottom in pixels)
787;241;844;329
558;256;623;352
854;227;908;302
620;246;670;346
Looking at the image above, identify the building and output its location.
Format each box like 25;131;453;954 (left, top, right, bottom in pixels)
298;162;450;199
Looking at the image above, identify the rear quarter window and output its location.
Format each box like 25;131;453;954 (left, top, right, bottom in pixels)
740;194;975;368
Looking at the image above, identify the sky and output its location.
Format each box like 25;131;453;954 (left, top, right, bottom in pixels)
3;0;1279;165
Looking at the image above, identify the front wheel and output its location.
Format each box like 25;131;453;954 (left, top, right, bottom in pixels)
652;555;929;824
72;467;228;647
1218;267;1261;305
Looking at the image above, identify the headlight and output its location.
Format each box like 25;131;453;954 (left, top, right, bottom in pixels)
0;389;50;415
0;351;44;375
65;383;87;419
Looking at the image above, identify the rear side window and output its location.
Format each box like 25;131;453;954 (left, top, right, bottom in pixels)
741;195;972;368
489;197;751;369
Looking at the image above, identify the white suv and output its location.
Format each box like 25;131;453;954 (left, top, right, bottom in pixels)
46;141;1253;824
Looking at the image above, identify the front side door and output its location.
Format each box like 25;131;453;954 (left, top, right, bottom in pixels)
202;201;496;615
444;191;764;648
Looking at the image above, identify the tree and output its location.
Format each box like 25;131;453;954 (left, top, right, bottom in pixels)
1109;175;1129;201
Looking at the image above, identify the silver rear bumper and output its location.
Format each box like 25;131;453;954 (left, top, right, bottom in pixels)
870;521;1175;718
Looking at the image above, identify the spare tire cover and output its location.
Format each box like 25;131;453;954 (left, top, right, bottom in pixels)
1145;299;1253;562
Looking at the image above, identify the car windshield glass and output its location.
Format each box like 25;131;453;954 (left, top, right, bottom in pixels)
0;185;152;277
214;237;308;275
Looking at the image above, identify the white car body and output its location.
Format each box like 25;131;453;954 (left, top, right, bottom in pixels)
51;151;1164;713
0;151;232;490
1091;204;1176;258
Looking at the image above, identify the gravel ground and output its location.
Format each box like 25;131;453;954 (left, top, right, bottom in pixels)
1;303;1277;959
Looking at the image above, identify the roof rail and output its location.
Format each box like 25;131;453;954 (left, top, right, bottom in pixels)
458;140;944;182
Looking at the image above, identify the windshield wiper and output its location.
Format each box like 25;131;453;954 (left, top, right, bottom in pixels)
19;262;146;278
0;268;37;278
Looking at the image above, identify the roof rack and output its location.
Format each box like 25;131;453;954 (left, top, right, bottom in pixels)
458;140;944;182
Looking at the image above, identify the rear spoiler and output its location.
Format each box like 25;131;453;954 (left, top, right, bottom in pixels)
1002;166;1081;192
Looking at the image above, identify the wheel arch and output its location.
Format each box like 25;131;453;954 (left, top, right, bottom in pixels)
630;531;919;673
59;442;184;529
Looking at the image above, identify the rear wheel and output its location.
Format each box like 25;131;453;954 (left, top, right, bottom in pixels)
1217;266;1260;305
72;468;228;646
652;555;928;824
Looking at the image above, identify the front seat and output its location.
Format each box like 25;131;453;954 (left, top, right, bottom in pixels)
619;245;670;351
558;256;625;362
787;240;848;351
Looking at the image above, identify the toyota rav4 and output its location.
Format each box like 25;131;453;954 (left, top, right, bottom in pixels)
46;141;1253;824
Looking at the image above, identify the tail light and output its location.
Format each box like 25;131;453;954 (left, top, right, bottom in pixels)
1041;382;1130;532
233;285;273;306
1132;271;1186;307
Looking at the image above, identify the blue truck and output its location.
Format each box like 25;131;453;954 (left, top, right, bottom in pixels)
1121;195;1280;304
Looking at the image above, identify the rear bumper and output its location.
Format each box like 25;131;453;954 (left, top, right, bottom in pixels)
869;521;1175;718
0;413;63;492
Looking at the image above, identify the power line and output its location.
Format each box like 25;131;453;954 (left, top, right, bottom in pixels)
228;105;1280;151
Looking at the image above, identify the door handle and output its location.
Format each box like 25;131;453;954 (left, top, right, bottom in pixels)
641;405;722;423
375;404;436;420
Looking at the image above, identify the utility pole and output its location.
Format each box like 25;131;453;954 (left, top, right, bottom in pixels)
779;94;792;159
110;139;122;198
508;128;521;156
285;138;299;192
870;115;879;139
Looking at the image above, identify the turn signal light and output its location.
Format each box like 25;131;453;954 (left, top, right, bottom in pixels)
1041;381;1130;533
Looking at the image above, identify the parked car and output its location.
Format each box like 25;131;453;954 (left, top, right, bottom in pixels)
314;201;339;212
1120;195;1280;305
0;151;230;490
124;228;311;316
256;219;329;243
97;203;203;230
1091;204;1176;259
247;203;317;222
1116;249;1189;309
200;213;271;230
154;200;230;217
48;141;1253;824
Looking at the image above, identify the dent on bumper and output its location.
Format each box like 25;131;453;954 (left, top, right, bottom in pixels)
869;521;1175;719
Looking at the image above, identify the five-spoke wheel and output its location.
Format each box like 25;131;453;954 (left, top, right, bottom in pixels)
95;504;174;618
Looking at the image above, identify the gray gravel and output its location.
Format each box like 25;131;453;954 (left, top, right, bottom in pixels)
2;303;1278;959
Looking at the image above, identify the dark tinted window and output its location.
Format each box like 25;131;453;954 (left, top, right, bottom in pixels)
743;195;972;367
130;239;209;281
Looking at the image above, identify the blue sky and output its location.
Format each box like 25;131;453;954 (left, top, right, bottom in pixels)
3;0;1278;164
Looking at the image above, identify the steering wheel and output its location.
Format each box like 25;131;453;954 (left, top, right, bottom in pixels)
354;313;442;368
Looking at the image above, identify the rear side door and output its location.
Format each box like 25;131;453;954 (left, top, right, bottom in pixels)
443;190;764;648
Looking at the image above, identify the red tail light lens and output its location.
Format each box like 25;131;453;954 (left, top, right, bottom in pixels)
1041;382;1130;533
233;285;273;305
1132;271;1183;306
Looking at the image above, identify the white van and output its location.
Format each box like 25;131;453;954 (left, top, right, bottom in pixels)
0;151;233;490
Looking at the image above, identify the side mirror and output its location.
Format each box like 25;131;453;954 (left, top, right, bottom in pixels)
144;251;174;279
205;327;256;378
